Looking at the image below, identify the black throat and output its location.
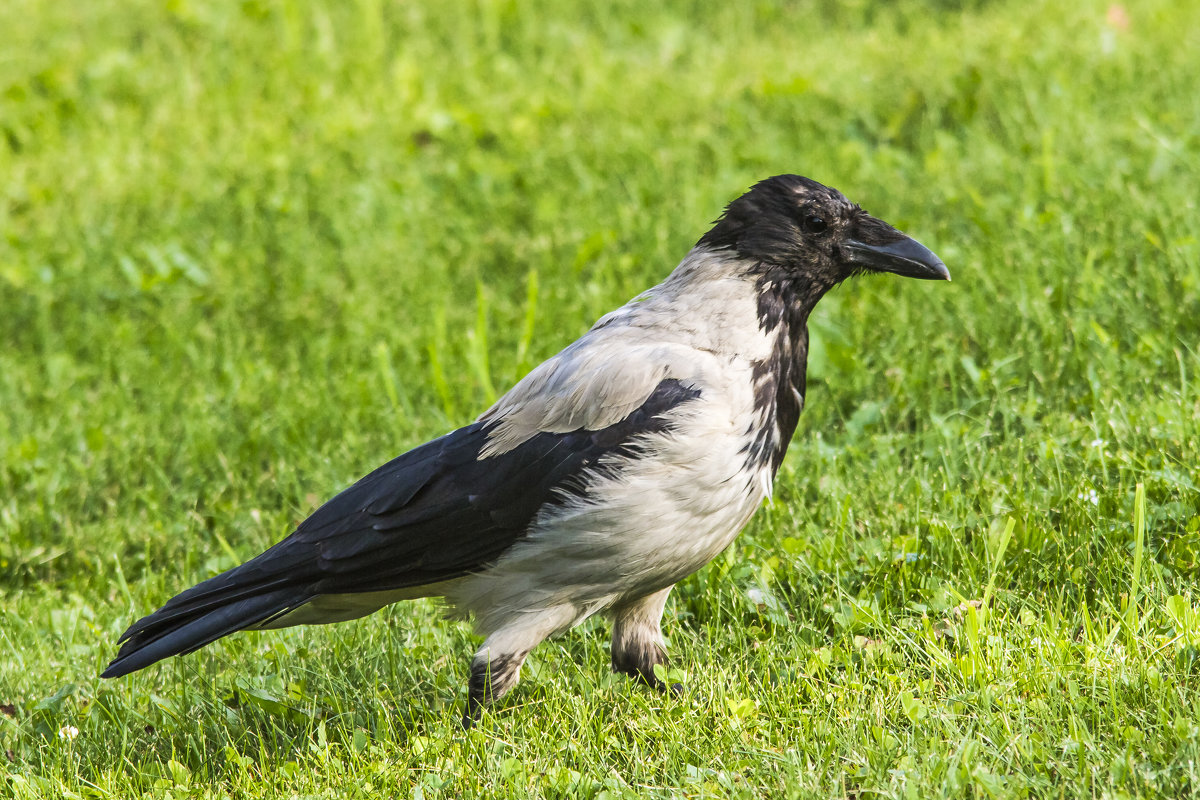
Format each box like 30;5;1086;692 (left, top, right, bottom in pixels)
746;269;825;474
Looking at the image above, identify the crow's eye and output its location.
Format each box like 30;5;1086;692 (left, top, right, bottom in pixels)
802;214;827;234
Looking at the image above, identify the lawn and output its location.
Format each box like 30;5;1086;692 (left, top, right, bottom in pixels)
2;0;1199;796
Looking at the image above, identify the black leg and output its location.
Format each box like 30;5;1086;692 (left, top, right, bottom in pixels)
610;586;676;691
462;692;484;729
462;648;526;727
459;608;577;727
611;639;669;687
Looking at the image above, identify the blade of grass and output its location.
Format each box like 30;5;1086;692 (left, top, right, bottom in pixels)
1124;482;1147;646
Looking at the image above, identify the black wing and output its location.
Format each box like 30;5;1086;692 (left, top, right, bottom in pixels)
102;378;701;677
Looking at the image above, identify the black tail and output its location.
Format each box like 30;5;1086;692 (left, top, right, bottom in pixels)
102;565;314;678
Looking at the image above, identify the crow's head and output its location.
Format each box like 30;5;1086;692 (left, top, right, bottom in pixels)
698;174;950;287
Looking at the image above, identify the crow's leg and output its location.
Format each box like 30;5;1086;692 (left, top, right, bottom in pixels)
611;586;675;690
464;645;527;728
462;605;576;728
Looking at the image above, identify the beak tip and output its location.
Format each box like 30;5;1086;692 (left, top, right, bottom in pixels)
924;254;951;283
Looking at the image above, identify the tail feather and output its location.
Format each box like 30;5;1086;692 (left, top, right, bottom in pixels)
102;577;314;678
101;589;312;678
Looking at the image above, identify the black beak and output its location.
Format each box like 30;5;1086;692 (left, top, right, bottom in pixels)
844;236;951;281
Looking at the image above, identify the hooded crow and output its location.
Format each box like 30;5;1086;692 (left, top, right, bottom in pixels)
103;174;950;725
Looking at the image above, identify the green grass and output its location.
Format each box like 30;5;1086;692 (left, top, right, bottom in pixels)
2;0;1200;796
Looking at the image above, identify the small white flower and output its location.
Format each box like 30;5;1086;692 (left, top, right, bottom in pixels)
1089;439;1106;448
58;725;79;741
